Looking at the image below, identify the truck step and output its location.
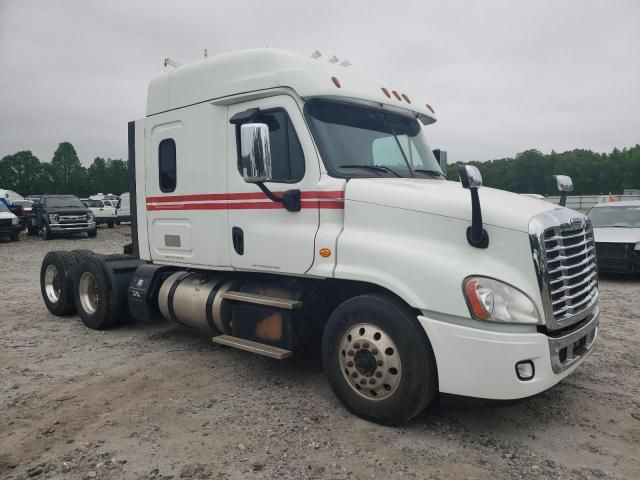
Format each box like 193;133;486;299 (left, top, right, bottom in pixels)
212;335;293;360
221;291;302;310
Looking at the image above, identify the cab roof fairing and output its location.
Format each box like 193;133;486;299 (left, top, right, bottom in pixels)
145;48;437;124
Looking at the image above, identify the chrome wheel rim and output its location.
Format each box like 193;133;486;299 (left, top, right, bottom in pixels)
79;271;99;315
44;264;60;303
339;323;402;401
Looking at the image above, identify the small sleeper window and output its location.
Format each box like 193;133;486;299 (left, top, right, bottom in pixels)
159;138;176;192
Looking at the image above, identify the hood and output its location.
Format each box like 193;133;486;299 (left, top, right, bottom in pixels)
344;178;564;233
593;227;640;244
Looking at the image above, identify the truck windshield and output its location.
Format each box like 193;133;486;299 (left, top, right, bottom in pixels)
305;99;443;179
0;203;9;213
44;197;83;208
588;205;640;228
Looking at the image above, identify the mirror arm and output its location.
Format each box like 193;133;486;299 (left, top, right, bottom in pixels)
559;192;567;207
256;182;301;212
467;187;489;249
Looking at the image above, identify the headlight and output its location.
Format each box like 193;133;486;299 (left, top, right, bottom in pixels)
463;276;540;324
11;216;18;225
87;212;94;221
49;214;58;223
635;242;640;251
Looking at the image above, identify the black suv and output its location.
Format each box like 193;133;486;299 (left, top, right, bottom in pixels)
27;195;97;240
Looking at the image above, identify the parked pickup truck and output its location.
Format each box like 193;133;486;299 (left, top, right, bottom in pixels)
0;201;21;241
28;195;97;240
82;199;116;228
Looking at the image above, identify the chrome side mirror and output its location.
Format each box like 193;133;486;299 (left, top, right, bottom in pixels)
554;175;573;193
554;175;573;207
433;149;448;177
459;165;483;189
240;123;273;183
459;164;488;249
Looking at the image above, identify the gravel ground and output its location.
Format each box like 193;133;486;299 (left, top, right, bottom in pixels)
0;227;639;480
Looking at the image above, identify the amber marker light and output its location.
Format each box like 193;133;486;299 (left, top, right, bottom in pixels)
381;87;391;98
319;248;332;258
426;104;435;114
392;90;402;101
465;279;491;320
401;93;411;103
331;76;341;88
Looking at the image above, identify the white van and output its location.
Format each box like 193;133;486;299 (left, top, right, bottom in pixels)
116;193;131;224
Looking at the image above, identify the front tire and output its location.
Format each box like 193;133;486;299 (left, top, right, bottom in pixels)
42;226;52;240
322;294;437;425
107;221;114;229
40;251;78;316
87;228;97;238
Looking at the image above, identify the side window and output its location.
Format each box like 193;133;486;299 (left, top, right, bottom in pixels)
159;138;176;192
237;109;304;183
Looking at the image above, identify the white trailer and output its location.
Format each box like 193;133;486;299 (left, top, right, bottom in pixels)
39;49;599;425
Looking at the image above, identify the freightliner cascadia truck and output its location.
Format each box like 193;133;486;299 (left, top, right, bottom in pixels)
39;49;599;425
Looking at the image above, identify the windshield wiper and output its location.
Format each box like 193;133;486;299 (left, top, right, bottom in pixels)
413;169;446;179
339;165;402;178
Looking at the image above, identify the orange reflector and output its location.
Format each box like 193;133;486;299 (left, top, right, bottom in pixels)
401;93;411;103
331;76;341;88
381;87;391;98
426;103;435;114
319;248;332;258
392;90;402;101
465;280;489;320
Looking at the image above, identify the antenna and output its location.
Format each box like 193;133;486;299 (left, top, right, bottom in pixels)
164;58;182;69
204;49;208;58
310;50;322;59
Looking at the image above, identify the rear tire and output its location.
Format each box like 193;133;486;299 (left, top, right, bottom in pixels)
11;233;19;241
40;251;78;316
108;221;114;229
27;225;39;236
73;256;127;329
322;294;437;425
87;228;97;238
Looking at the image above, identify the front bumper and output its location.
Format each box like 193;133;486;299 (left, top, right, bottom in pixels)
418;309;599;400
49;222;96;233
0;224;22;236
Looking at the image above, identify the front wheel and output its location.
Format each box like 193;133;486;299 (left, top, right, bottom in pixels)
322;294;437;425
107;221;114;229
87;228;97;238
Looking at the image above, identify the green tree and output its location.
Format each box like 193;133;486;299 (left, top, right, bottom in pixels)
50;142;85;194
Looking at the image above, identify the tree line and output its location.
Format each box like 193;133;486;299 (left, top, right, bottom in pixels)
446;145;640;195
2;142;639;198
0;142;128;198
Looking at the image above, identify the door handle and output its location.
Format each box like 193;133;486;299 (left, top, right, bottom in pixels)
232;227;244;255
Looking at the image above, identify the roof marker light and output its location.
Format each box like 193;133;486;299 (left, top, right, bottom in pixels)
381;87;391;98
401;93;411;103
331;76;341;88
426;104;435;114
392;90;402;101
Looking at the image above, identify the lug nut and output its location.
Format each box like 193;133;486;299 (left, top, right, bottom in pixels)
377;360;383;366
347;361;354;367
368;378;376;385
354;343;360;349
363;342;370;349
375;371;382;378
360;379;367;385
371;349;378;355
348;350;354;356
351;372;358;378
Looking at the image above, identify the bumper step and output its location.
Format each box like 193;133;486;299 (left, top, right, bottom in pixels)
221;291;302;310
212;335;292;360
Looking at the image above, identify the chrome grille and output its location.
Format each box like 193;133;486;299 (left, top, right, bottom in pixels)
529;210;599;331
59;215;87;223
543;224;598;321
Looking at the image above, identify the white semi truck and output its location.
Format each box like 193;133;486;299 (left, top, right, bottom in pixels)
39;49;599;425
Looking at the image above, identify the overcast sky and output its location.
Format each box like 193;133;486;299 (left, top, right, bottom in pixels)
1;0;638;166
